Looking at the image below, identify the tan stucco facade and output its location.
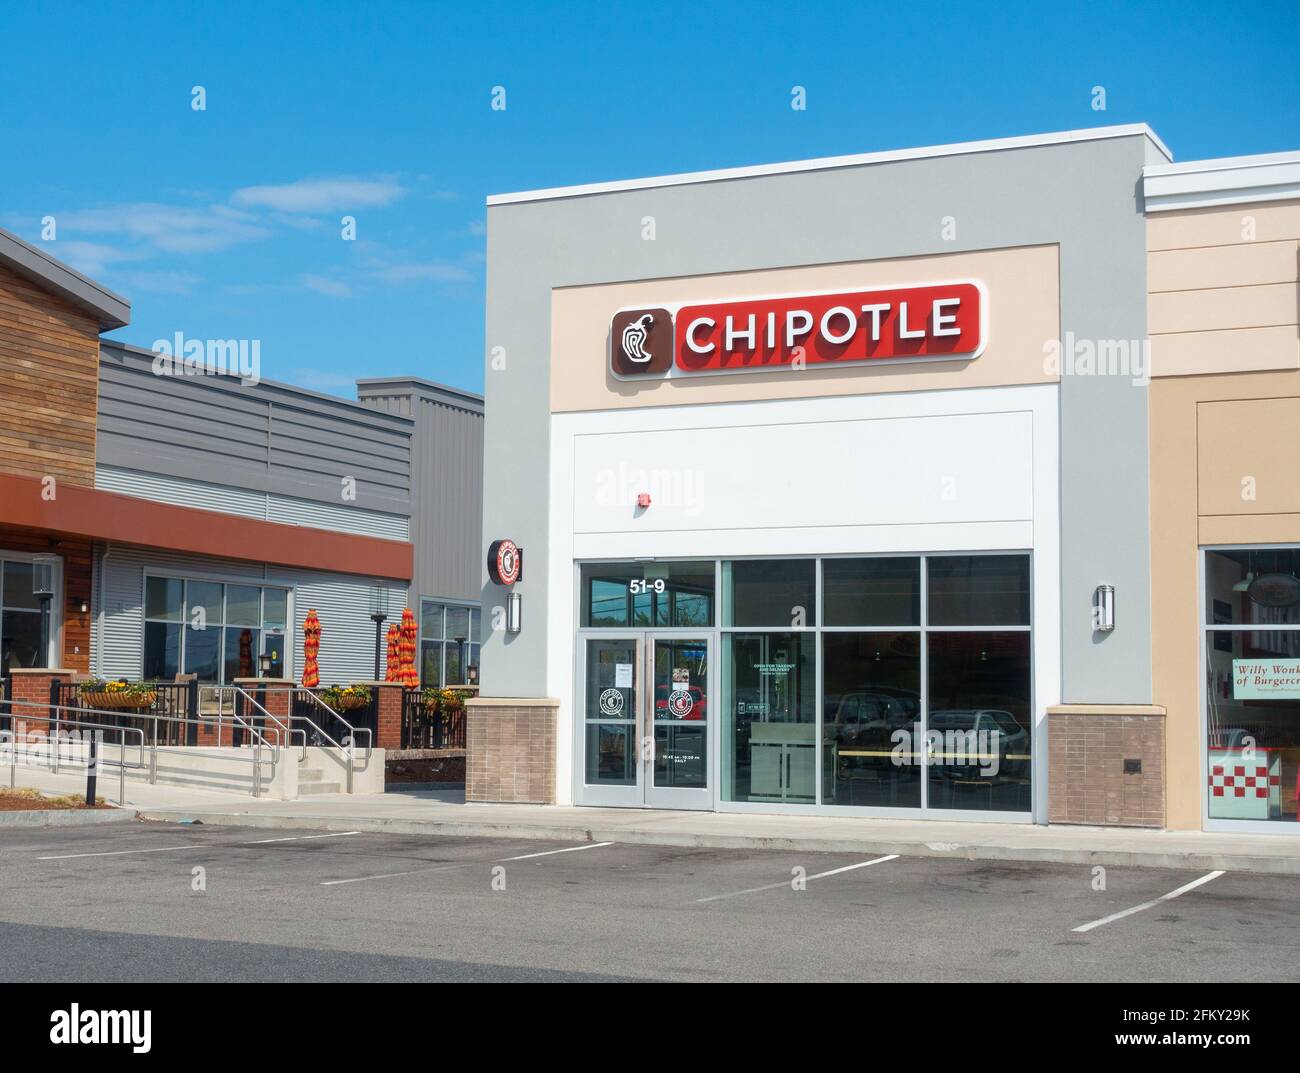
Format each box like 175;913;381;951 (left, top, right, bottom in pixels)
1148;197;1300;829
550;244;1061;412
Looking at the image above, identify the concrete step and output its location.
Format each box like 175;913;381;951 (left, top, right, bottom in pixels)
296;780;343;796
297;768;326;782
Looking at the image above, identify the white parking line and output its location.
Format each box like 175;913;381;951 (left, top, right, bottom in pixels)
1072;870;1225;933
321;842;615;886
696;854;899;903
38;831;360;860
321;864;468;887
246;832;360;844
497;842;614;861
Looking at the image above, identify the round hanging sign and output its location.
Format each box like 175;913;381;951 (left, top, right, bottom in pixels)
1247;572;1300;608
487;539;522;586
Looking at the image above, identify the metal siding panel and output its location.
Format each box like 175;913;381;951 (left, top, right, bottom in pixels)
97;344;414;517
278;571;408;686
266;494;409;540
95;466;410;540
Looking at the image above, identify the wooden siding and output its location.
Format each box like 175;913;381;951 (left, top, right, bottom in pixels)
0;262;100;485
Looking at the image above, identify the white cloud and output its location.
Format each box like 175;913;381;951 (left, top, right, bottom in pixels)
57;203;270;254
232;178;407;214
299;273;353;298
48;240;145;276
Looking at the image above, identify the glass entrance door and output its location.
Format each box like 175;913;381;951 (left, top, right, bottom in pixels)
579;633;713;809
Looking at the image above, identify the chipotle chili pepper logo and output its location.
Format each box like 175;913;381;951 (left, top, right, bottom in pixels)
610;307;673;377
609;282;984;379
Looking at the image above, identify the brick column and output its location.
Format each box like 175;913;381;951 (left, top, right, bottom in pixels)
5;668;72;750
465;697;558;804
1048;704;1167;827
355;681;404;751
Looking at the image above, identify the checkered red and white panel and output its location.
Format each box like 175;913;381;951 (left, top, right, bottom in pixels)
1209;764;1280;798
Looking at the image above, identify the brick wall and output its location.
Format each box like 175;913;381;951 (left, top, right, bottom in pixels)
465;698;557;804
1048;705;1166;827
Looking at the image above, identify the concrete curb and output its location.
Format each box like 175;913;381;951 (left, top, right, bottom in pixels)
0;807;139;829
135;809;1300;875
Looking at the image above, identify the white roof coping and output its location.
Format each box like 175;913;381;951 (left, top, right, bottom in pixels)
1143;149;1300;212
488;123;1172;206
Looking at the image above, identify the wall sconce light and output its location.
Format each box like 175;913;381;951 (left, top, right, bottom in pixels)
78;600;89;614
1094;584;1116;632
507;591;522;634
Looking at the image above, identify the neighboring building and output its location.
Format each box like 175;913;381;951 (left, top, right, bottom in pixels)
357;377;485;688
0;227;482;691
474;124;1300;838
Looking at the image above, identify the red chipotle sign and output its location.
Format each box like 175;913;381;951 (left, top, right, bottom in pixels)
610;281;984;378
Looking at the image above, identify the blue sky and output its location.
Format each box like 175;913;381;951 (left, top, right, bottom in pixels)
2;0;1296;397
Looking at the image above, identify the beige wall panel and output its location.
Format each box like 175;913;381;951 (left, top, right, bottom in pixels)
1147;199;1300;251
1148;240;1298;293
1198;397;1300;515
1149;283;1297;335
1149;325;1298;378
1199;513;1300;546
550;245;1060;413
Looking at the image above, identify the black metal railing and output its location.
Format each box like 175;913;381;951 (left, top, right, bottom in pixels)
1;675;11;734
51;680;199;746
401;690;466;750
291;689;378;748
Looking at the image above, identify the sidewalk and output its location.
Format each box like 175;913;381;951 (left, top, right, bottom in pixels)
12;766;1300;874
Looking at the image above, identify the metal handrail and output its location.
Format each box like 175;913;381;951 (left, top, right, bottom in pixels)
289;687;373;760
262;686;373;795
213;686;305;757
1;705;147;806
7;698;279;799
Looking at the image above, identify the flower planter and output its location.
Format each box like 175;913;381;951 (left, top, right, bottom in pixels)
80;691;156;711
333;695;369;712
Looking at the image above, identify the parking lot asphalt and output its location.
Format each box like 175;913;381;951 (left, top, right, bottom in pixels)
2;819;1297;982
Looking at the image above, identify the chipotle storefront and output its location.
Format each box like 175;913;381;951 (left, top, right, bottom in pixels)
473;125;1168;825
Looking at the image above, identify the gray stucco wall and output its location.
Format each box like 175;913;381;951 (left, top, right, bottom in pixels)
482;131;1158;704
357;378;485;605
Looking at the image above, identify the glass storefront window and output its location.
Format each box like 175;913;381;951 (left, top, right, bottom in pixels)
823;557;920;626
722;559;815;628
926;632;1032;813
1205;548;1300;825
1;559;46;673
580;562;715;628
142;577;288;683
722;632;816;804
2;561;39;610
419;599;482;686
927;555;1030;626
579;554;1033;816
822;632;922;807
145;576;183;621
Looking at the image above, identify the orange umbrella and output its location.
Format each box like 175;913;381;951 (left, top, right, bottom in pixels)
399;607;419;688
385;622;402;682
302;609;321;688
